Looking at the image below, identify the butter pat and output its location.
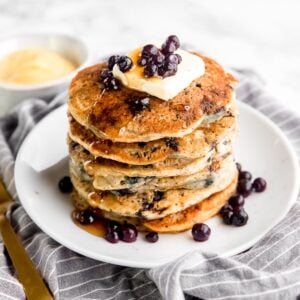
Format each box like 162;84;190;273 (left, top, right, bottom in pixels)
113;48;205;101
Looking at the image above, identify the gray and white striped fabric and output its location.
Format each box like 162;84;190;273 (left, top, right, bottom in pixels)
0;70;300;300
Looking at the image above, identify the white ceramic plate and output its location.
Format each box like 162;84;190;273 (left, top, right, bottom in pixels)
15;102;300;268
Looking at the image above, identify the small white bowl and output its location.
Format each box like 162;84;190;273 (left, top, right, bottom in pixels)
0;33;91;115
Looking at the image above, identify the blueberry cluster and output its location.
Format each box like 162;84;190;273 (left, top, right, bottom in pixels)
100;69;120;91
220;163;267;226
108;55;133;72
73;209;159;244
105;220;138;243
100;55;133;91
138;35;182;78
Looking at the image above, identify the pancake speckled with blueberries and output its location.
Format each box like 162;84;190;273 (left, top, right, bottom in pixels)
70;174;237;233
70;165;237;220
70;154;234;192
69;139;233;178
68;54;236;143
66;34;240;237
68;107;236;165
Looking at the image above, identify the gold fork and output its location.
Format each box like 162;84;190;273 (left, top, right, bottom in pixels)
0;179;53;300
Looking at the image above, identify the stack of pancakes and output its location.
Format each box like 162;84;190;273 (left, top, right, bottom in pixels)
68;53;238;233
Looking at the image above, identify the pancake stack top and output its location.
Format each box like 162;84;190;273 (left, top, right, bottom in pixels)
67;36;239;233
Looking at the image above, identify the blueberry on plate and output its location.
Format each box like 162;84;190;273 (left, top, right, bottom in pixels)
105;230;119;243
228;195;245;209
58;176;73;193
145;232;159;243
237;179;253;197
231;208;249;226
120;224;138;243
192;223;211;242
252;177;267;192
73;210;94;225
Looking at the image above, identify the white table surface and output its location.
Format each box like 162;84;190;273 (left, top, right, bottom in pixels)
0;0;299;112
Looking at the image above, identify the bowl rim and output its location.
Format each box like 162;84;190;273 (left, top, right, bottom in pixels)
0;32;91;91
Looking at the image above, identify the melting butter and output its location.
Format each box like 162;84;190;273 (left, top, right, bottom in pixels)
113;47;205;101
0;47;76;85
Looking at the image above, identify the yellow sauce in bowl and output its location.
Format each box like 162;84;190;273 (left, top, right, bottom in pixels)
0;48;76;85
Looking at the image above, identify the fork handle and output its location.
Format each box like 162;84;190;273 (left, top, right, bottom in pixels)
1;216;53;300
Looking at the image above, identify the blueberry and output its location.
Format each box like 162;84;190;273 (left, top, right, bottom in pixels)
58;176;73;193
120;224;138;243
106;220;121;233
73;210;95;225
145;232;159;243
239;171;252;181
220;204;233;216
162;68;177;78
103;76;119;90
108;55;120;70
191;223;211;242
117;56;133;72
252;177;267;192
220;205;234;225
100;69;113;80
165;61;178;71
161;35;180;54
153;191;164;201
105;230;119;243
222;209;234;225
165;53;180;64
236;162;242;172
228;195;245;209
138;57;148;66
153;51;165;64
175;54;182;64
157;65;166;77
144;63;158;77
231;208;248;226
237;179;253;197
141;44;158;58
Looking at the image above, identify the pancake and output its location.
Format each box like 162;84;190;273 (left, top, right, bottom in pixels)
70;173;237;232
70;154;234;192
142;174;237;232
69;133;233;179
70;165;237;220
68;107;236;165
68;54;237;143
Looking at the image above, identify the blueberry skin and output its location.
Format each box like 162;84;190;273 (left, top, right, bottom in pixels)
144;64;158;77
141;44;158;58
192;223;211;242
229;195;245;209
58;176;73;193
222;210;234;225
117;56;133;72
108;55;120;70
161;35;180;54
102;76;119;90
120;224;138;243
252;177;267;192
105;230;119;243
145;232;159;243
237;179;253;198
231;208;249;226
73;210;95;225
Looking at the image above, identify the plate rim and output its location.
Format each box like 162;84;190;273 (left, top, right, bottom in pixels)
14;101;300;268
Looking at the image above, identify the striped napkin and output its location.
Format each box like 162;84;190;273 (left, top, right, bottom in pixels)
0;69;300;300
